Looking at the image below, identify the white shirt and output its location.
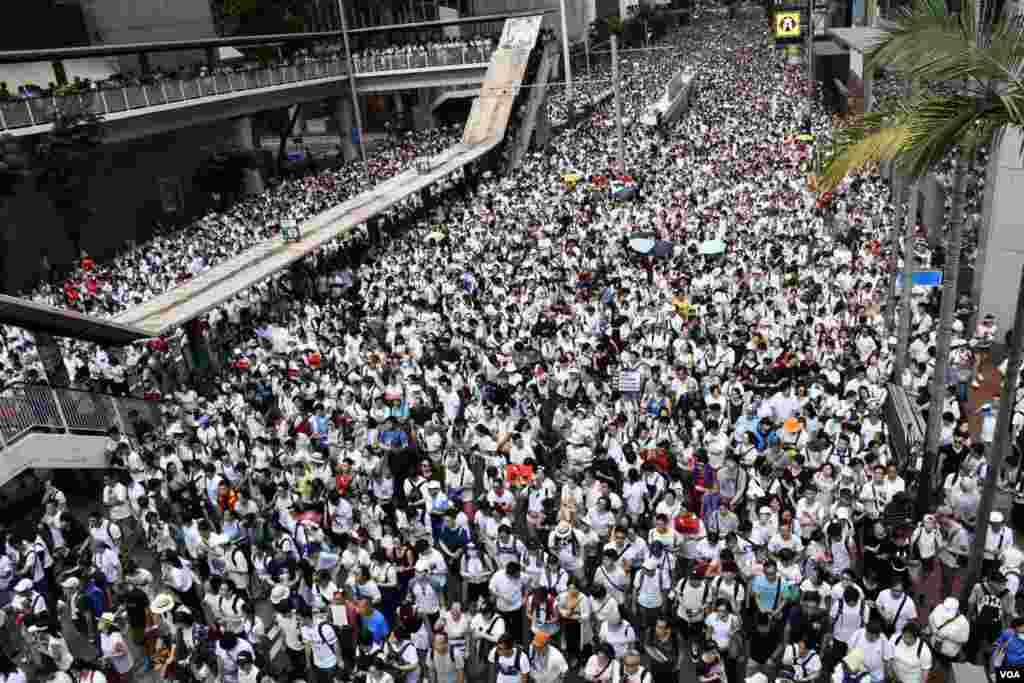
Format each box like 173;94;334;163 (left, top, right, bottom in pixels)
876;590;917;635
301;622;338;669
848;629;895;677
489;571;525;612
528;645;569;683
489;647;530;683
888;635;932;683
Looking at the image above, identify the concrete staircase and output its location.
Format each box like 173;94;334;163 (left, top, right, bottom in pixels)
509;42;558;171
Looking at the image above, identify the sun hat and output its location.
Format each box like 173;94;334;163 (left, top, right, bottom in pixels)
270;584;291;604
151;593;176;615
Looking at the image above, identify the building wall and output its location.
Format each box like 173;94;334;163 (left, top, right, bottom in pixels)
80;0;218;72
1;119;238;295
979;127;1024;332
472;0;591;44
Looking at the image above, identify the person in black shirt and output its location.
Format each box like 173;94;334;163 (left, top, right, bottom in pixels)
748;611;782;675
645;618;681;683
784;591;830;652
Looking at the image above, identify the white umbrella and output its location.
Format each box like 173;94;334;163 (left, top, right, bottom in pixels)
628;236;656;254
699;239;727;255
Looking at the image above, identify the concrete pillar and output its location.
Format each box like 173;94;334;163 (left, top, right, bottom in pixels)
413;88;436;131
291;103;306;136
231;116;265;196
979;127;1024;333
535;95;552;149
34;332;70;386
334;97;357;162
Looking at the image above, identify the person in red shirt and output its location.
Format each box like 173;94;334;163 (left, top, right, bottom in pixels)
335;460;355;496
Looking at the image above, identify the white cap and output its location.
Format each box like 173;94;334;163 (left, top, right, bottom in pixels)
991;511;1005;524
942;597;959;611
60;577;80;590
270;584;290;604
643;557;658;570
14;578;32;592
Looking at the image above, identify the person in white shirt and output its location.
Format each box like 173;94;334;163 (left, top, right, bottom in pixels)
598;610;637;658
875;580;917;637
927;598;970;663
470;599;506;666
215;631;256;683
385;628;421;683
633;557;671;641
488;563;526;644
847;621;895;682
488;634;530;683
97;614;133;682
886;623;932;683
985;511;1013;575
780;637;823;682
527;631;568;683
594;551;629;606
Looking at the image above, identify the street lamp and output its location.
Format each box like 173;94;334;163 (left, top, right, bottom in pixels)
337;0;368;166
559;0;575;116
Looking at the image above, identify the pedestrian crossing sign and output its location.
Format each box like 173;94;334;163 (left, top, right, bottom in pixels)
775;11;802;39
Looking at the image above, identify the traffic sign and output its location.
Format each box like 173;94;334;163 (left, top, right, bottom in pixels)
895;270;943;289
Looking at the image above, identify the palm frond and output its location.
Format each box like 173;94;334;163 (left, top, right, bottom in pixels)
819;125;912;193
866;0;1024;87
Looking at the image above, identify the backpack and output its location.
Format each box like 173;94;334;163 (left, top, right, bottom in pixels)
839;661;870;683
894;634;930;659
494;647;529;678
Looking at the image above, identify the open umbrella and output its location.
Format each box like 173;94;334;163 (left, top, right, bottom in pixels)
653;240;675;258
698;239;727;255
628;233;656;254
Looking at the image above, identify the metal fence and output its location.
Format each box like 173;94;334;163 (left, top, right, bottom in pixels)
0;383;166;451
0;45;494;132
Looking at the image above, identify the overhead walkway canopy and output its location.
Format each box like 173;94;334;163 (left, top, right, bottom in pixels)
0;295;149;345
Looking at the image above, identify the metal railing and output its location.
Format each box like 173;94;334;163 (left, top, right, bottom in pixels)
0;45;494;132
0;382;165;451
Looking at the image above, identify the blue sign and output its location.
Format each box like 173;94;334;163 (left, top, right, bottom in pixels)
351;127;362;145
895;270;943;289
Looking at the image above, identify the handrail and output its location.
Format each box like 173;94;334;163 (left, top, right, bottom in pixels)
0;381;166;453
0;46;494;132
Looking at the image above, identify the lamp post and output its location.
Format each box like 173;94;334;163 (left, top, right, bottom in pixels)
611;32;624;171
559;0;575;117
337;0;368;166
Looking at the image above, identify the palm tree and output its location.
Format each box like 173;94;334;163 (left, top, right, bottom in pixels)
817;0;1024;595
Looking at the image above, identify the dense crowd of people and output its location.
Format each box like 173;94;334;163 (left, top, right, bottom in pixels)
0;8;1022;683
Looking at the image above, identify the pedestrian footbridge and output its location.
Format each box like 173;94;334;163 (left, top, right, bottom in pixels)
0;383;164;487
0;15;546;487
